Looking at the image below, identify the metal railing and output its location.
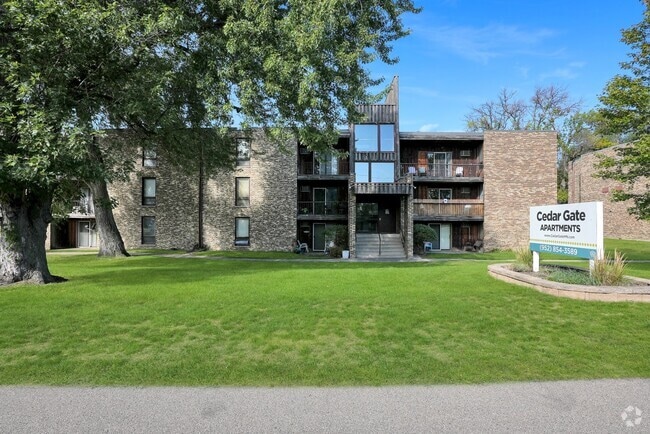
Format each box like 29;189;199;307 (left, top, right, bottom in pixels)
354;183;412;195
298;201;348;216
400;163;483;178
413;202;484;218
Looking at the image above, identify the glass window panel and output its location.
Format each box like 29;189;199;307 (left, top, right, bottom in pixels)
354;125;378;152
143;148;157;167
355;162;369;183
143;178;156;205
141;216;156;244
236;177;250;206
237;140;250;166
235;217;250;246
371;162;394;183
379;124;394;152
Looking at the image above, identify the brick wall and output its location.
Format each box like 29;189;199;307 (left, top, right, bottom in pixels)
568;146;650;241
110;131;297;251
483;131;558;250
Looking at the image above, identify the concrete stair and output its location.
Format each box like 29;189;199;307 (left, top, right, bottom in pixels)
355;233;406;259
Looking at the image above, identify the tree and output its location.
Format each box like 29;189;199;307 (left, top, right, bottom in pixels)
597;1;650;220
0;0;420;283
465;85;581;203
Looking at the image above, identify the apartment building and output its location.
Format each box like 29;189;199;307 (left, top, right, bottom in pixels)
568;145;650;241
48;77;558;257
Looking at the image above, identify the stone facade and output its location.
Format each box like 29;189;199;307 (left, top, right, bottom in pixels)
483;131;558;250
568;146;650;241
109;131;297;251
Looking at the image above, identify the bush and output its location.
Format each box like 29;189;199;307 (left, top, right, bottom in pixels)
413;224;438;254
329;246;343;258
592;250;627;285
324;225;348;257
513;245;533;271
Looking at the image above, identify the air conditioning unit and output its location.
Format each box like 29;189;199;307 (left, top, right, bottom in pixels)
460;150;471;157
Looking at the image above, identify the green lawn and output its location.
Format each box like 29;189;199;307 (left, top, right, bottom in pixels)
1;247;649;386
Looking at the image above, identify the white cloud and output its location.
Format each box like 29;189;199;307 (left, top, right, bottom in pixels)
418;123;439;132
417;23;558;64
539;61;586;80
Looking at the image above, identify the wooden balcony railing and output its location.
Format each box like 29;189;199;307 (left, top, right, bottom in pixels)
298;160;350;176
356;104;397;123
298;201;348;216
400;163;483;178
354;182;412;195
413;201;484;218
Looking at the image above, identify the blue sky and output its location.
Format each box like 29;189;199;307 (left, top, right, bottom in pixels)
370;0;645;132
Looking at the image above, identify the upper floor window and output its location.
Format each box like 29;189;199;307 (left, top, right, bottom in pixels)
235;177;250;207
143;148;157;167
142;177;156;206
237;139;251;166
354;124;395;152
354;162;395;183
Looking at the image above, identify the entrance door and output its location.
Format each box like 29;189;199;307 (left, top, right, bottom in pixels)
356;203;378;233
313;223;326;251
429;152;452;177
314;188;326;214
78;220;97;247
428;223;451;250
378;204;396;233
440;224;451;250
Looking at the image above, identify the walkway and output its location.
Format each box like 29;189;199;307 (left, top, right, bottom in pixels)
0;379;647;433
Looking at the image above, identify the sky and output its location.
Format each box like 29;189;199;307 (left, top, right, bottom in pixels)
369;0;646;132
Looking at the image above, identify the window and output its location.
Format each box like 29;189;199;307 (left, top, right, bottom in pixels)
355;162;394;183
235;177;250;206
354;124;394;152
143;148;157;167
236;140;251;166
235;217;250;246
379;124;395;152
141;216;156;244
142;178;156;205
428;188;452;200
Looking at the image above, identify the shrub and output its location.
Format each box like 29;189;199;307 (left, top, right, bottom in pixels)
513;245;533;271
413;224;438;254
592;250;627;285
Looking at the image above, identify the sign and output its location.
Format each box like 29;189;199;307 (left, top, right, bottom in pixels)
529;202;603;260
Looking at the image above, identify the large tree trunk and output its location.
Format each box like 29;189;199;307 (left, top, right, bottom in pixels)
0;191;61;284
89;179;129;257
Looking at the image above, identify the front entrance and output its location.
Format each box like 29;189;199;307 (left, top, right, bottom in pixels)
356;199;398;234
77;220;97;247
429;223;451;250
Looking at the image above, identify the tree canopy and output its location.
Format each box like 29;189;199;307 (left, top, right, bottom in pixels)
597;0;650;220
0;0;420;283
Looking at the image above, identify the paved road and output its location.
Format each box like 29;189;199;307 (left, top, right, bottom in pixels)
0;379;647;433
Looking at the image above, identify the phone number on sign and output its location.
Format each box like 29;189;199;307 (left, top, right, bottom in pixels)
539;244;578;256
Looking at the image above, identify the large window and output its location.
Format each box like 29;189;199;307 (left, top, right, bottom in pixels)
355;162;395;183
354;124;394;152
235;177;250;207
142;178;156;206
236;139;251;166
141;216;156;244
235;217;250;246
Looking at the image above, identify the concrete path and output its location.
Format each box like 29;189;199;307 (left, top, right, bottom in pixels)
1;379;647;433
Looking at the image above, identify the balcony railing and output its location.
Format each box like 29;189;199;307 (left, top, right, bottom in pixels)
70;198;94;216
354;182;412;195
298;201;348;216
400;163;483;178
413;201;484;218
298;160;350;176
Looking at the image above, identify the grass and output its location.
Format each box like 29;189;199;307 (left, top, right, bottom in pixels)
1;249;649;387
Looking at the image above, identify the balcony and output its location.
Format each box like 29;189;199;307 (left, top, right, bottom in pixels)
354;182;412;195
413;200;484;221
400;163;483;180
298;160;350;178
298;201;348;219
69;198;95;217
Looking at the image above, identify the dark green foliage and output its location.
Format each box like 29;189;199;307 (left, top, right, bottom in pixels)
413;224;437;254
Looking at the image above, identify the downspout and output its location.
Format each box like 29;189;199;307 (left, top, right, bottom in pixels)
198;143;204;249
